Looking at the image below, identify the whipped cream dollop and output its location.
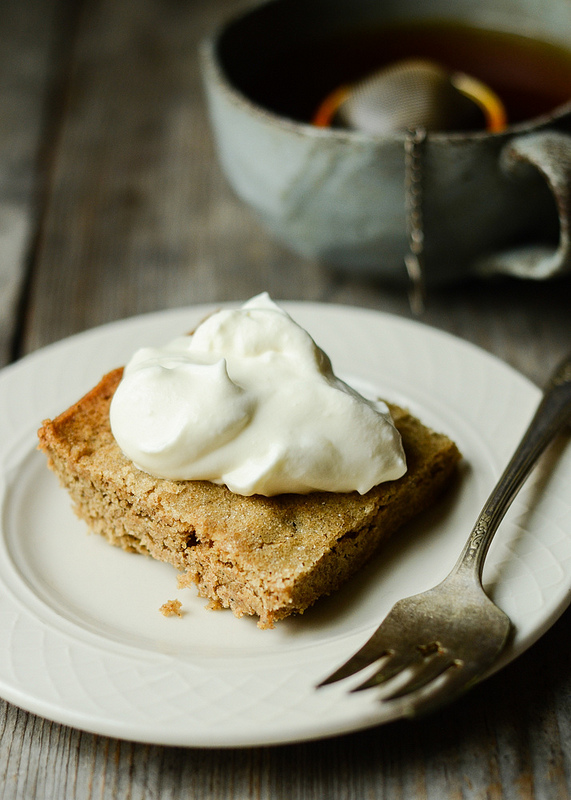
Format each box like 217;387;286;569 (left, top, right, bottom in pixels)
109;294;407;496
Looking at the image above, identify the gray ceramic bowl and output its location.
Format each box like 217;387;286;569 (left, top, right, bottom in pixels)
201;0;571;284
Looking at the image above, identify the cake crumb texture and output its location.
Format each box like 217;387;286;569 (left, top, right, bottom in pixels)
160;599;183;618
38;368;461;628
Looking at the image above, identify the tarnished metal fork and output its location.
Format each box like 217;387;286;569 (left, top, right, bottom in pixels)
318;352;571;716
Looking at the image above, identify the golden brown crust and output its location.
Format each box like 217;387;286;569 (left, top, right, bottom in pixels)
38;369;461;628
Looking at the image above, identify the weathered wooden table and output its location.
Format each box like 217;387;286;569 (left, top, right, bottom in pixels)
1;1;570;797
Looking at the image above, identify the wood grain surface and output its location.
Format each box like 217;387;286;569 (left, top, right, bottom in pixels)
1;0;570;797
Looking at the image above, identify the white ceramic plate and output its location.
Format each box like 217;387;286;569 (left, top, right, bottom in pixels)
1;303;570;748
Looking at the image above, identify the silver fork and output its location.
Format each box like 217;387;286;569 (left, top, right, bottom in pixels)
317;352;571;716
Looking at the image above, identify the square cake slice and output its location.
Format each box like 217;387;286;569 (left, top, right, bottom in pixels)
38;367;461;628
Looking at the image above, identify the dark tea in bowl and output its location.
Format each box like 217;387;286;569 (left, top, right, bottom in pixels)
239;21;571;131
202;0;571;285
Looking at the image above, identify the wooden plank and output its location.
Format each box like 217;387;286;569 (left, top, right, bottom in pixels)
0;0;79;367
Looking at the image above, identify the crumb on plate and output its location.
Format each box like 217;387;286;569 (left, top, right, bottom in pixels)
160;599;183;618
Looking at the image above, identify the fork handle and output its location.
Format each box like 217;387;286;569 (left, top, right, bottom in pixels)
453;352;571;582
